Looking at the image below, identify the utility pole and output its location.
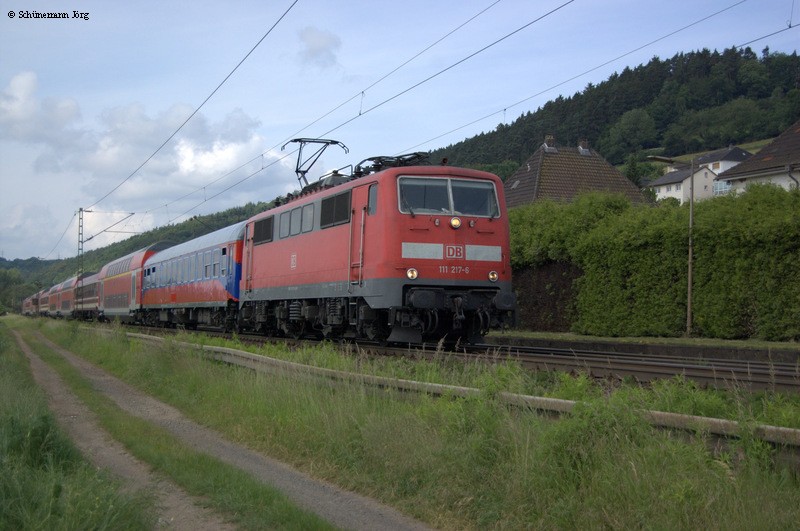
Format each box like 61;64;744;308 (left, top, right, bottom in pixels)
77;207;90;304
78;207;85;274
686;158;694;337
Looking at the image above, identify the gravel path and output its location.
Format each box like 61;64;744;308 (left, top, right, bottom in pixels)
16;330;432;531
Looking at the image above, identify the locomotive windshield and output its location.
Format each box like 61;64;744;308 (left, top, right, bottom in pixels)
398;177;499;217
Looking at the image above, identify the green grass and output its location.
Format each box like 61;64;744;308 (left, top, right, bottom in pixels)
7;317;333;530
137;322;800;430
13;317;800;529
0;321;156;530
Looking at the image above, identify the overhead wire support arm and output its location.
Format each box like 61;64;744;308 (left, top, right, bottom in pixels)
84;212;135;244
282;138;349;187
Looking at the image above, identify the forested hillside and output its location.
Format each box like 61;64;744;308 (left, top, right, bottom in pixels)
434;46;800;176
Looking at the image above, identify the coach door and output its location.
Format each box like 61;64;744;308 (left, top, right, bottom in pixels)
348;182;377;289
130;271;137;312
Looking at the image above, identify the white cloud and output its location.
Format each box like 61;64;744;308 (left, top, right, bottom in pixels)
0;71;293;259
0;71;83;145
297;27;342;69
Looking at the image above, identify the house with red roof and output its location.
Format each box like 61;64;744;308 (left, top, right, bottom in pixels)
715;118;800;194
503;135;646;208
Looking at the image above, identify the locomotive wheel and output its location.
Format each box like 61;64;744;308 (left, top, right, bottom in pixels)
365;318;389;343
284;321;306;339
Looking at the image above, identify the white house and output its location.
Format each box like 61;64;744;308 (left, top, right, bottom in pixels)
649;146;752;204
716;118;800;194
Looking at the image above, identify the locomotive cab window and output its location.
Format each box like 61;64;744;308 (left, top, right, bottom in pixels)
398;177;499;217
452;180;499;217
398;178;447;214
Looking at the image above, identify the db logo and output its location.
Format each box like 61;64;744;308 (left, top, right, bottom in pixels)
445;245;464;259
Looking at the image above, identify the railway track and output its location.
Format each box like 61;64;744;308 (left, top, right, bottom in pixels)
120;325;800;392
469;343;800;392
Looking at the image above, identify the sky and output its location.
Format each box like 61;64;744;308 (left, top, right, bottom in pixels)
1;0;798;260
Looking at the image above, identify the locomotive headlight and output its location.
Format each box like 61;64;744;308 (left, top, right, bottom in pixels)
450;217;462;229
406;268;419;280
488;270;499;282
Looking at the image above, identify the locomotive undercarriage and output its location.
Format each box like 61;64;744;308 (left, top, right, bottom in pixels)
129;289;513;344
237;288;513;344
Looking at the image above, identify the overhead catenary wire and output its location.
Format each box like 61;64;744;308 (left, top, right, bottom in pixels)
146;0;760;224
144;0;507;220
41;213;76;260
86;0;300;210
735;23;798;48
399;0;751;153
167;0;575;223
318;0;576;140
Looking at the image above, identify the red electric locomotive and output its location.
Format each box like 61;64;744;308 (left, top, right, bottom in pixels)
21;149;515;344
238;154;515;343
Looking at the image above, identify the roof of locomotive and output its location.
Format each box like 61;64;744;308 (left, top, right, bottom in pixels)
248;163;503;224
144;221;247;265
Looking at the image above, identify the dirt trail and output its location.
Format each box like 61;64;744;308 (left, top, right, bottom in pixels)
14;330;431;531
13;330;236;530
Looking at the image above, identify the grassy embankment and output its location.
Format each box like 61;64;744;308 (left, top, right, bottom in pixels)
2;317;334;530
8;315;800;529
0;321;155;529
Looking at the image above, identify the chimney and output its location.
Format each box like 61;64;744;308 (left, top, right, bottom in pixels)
578;139;591;156
543;134;558;153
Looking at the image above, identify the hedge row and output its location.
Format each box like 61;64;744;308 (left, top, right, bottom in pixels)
508;187;800;341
